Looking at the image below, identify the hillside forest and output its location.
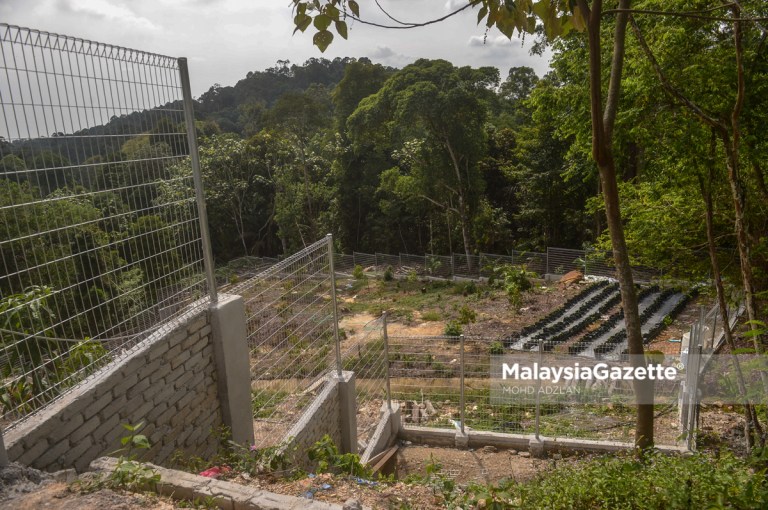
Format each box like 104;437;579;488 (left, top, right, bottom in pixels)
2;11;767;308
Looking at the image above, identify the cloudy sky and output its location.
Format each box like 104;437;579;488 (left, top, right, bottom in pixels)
1;0;550;97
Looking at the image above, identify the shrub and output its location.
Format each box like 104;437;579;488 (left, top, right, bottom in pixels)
490;263;536;306
444;320;463;337
383;265;394;281
421;311;442;321
308;435;371;477
458;304;477;325
352;264;366;280
459;451;768;510
489;341;504;355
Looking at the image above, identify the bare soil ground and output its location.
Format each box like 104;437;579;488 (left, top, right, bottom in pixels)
229;444;596;509
338;276;588;342
0;464;178;510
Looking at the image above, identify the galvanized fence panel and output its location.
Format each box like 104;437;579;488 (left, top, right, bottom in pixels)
547;247;586;275
352;251;376;270
375;252;400;271
425;254;453;279
452;253;481;279
388;335;465;429
513;250;547;276
0;24;212;429
584;249;615;278
339;314;387;451
233;236;340;449
399;253;427;275
333;253;355;275
386;334;681;444
479;253;515;278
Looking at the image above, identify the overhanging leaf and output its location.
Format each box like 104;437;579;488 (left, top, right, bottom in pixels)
313;13;332;31
313;30;334;52
477;5;488;24
335;20;348;39
348;0;360;17
294;13;312;33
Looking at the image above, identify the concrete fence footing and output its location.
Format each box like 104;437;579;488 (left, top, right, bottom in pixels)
0;429;8;467
209;294;255;447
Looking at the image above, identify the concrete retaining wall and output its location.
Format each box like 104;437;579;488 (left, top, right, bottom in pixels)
5;305;223;473
360;404;400;465
282;371;357;470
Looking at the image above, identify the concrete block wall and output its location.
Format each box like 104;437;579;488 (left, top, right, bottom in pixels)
360;404;400;465
4;306;222;473
282;377;342;470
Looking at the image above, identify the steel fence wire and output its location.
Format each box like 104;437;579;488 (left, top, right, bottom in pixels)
479;253;514;278
425;254;453;279
233;236;341;449
547;247;586;275
0;24;212;429
333;253;355;275
339;314;387;452
452;253;481;279
375;252;400;272
399;253;426;275
352;251;376;271
512;250;547;276
385;334;681;445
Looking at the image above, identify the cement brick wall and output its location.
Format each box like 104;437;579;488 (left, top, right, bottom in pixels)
282;377;342;470
5;305;222;473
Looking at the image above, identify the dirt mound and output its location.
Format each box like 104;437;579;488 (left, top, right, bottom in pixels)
0;462;53;503
559;270;583;287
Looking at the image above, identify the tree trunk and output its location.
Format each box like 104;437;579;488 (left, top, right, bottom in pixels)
445;140;474;268
579;0;653;452
700;131;762;448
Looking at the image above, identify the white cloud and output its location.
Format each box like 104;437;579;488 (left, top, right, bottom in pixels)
5;0;551;97
56;0;159;31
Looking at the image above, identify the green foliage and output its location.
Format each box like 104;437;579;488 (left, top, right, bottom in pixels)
383;265;395;281
82;422;161;493
352;264;366;280
307;434;371;477
457;304;477;325
444;320;462;337
459;451;768;509
420;311;442;322
489;263;535;306
489;341;504;355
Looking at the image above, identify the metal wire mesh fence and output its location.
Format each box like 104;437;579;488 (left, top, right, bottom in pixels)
339;314;387;451
0;24;213;429
234;236;342;450
335;248;661;283
386;334;683;445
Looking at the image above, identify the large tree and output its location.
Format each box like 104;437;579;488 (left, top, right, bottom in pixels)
291;0;655;450
347;59;498;263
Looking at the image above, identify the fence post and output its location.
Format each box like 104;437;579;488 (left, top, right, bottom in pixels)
459;334;466;435
546;247;552;275
383;312;392;412
535;339;543;440
0;428;8;468
178;57;218;304
210;294;255;446
583;248;590;277
327;234;342;377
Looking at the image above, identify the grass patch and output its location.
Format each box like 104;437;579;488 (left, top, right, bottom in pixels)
421;310;442;321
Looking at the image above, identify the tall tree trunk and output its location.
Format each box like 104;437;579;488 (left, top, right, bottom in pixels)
700;130;763;449
579;0;654;451
445;140;474;268
723;7;763;352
